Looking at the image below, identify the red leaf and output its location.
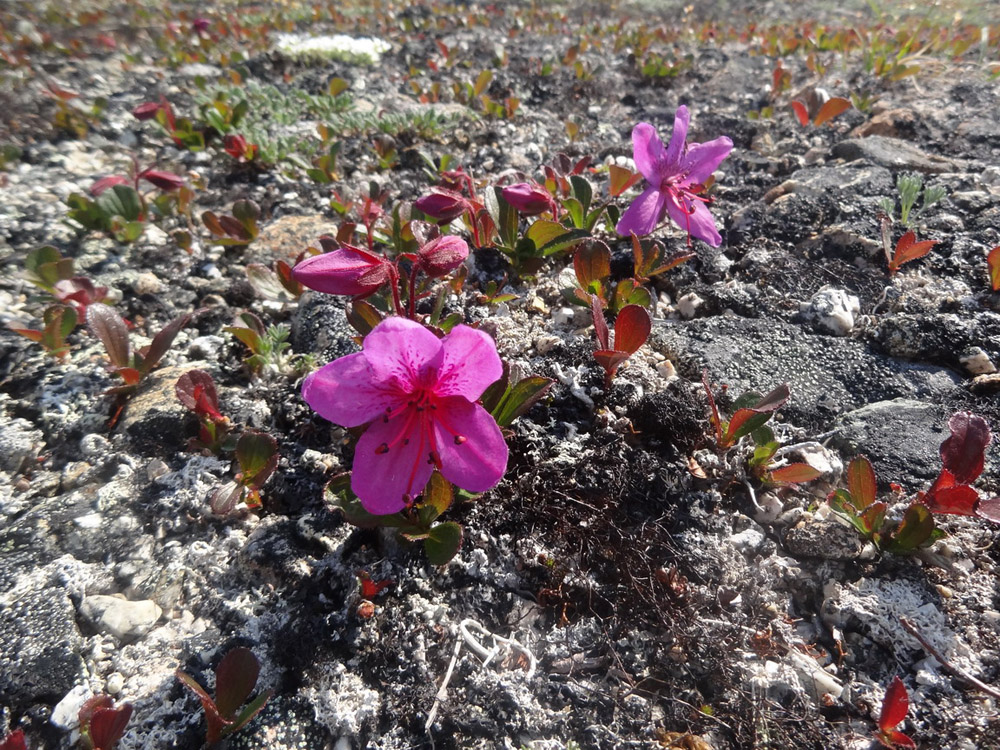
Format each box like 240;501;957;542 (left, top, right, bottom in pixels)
976;496;1000;524
613;305;651;355
939;412;991;484
359;571;393;599
813;96;851;126
593;349;630;377
769;463;822;484
889;231;937;275
883;729;916;749
0;730;26;750
847;456;877;509
921;472;979;516
878;676;909;733
89;704;133;750
988;245;1000;291
790;100;809;126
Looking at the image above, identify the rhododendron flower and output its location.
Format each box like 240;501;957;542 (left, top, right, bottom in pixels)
616;106;732;246
414;188;469;224
292;242;393;297
417;235;468;277
302;317;507;514
502;182;554;216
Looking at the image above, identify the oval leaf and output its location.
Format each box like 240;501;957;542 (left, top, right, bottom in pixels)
613;304;651;355
878;676;909;732
769;463;822;484
813;96;851;126
87;304;131;368
988;245;1000;291
424;521;463;565
215;647;261;720
847;455;877;510
790;100;809;126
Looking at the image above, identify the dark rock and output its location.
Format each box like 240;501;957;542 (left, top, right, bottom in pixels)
291;293;358;364
831;136;963;173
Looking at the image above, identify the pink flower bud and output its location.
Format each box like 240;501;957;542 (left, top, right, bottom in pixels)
91;175;130;196
414;188;469;224
501;182;553;216
138;169;185;192
131;101;162;121
418;235;469;278
292;241;393;297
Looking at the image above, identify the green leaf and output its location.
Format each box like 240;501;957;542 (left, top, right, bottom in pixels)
569;175;593;214
485;186;518;250
226;689;272;737
25;245;74;291
491;375;553;428
859;501;888;536
562;196;585;229
418;471;453;524
424;521;463;565
96;184;143;222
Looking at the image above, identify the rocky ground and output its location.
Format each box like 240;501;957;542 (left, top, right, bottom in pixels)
2;0;1000;748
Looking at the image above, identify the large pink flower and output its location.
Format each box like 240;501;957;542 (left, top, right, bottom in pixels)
302;317;508;514
616;106;732;246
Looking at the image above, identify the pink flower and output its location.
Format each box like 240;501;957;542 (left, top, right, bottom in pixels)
616;106;732;246
414;188;469;224
501;182;554;216
302;317;508;514
417;235;468;277
292;242;393;297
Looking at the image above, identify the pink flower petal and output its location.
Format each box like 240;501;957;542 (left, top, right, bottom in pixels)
352;409;434;514
664;105;690;166
301;353;403;428
292;247;390;296
678;136;734;186
615;186;667;237
435;325;503;400
630;122;668;185
433;397;508;493
665;195;723;247
363;317;443;389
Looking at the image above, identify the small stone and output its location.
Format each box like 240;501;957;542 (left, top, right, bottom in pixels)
134;271;163;295
51;684;91;730
960;347;996;375
80;595;162;640
534;335;561;354
677;293;703;319
655;359;677;380
105;672;125;695
800;286;860;336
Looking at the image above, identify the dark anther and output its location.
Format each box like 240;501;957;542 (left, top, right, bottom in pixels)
375;443;389;455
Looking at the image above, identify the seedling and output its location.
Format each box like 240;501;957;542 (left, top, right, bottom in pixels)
208;430;279;514
703;374;790;451
629;233;694;283
590;296;651;389
565;238;652;312
224;312;309;376
746;427;823;485
879;214;937;276
175;370;234;454
8;305;78;358
878;173;946;226
176;647;272;745
86;304;192;391
202;200;261;247
790;96;851;127
828;456;942;553
79;695;132;750
875;676;916;749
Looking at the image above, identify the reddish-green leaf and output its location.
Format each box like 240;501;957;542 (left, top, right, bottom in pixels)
139;312;191;376
346;300;383;337
923;479;979;516
988;245;1000;291
859;502;888;535
176;669;228;744
209;481;244;516
813;96;851;126
235;430;278;489
887;504;937;553
608;164;643;197
87;304;131;369
214;647;261;720
176;370;221;419
939;412;991;484
878;676;909;733
847;455;877;510
769;463;822;484
976;496;1000;524
574;239;611;292
726;383;790;443
227;688;272;737
490;375;553;428
613;304;651;355
421;470;454;521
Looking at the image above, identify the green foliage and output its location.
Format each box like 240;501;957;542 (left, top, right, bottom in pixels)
66;185;145;243
8;304;77;358
202;199;260;247
879;173;946;226
224;311;313;377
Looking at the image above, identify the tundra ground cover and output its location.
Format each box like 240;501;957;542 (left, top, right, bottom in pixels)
2;0;1000;748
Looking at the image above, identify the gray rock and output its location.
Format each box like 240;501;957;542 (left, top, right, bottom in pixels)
800;286;860;336
650;317;962;431
0;587;86;708
80;595;162;640
0;418;43;473
292;292;359;364
831;136;962;173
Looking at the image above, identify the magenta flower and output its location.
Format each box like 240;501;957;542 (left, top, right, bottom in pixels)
302;317;508;514
616;106;732;247
417;235;468;278
414;188;469;224
292;242;393;297
501;182;554;216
